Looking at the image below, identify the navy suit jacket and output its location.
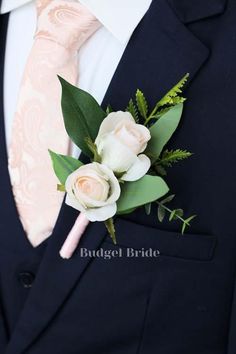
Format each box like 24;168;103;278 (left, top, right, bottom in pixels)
1;0;236;353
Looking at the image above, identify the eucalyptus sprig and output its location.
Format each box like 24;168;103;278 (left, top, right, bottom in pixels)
156;195;196;234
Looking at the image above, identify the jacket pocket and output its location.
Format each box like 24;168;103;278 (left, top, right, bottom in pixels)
104;218;217;261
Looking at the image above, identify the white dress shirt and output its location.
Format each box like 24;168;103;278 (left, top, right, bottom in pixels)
1;0;152;157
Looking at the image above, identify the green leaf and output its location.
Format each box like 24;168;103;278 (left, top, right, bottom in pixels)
181;215;197;234
145;203;152;215
176;209;184;218
117;175;169;213
154;165;167;177
185;215;197;224
136;89;148;119
126;99;139;122
146;103;183;161
161;194;175;205
157;204;166;222
169;209;184;221
157;149;192;167
59;77;106;157
117;208;136;215
104;218;117;244
49;150;83;185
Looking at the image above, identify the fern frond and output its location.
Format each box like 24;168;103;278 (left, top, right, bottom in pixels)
157;73;189;108
149;96;186;122
136;89;148;119
171;96;186;105
147;74;189;121
157;149;192;167
126;99;139;122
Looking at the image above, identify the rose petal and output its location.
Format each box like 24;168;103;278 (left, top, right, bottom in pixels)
65;162;121;226
73;171;110;207
95;111;134;146
65;192;86;213
134;124;151;153
84;203;117;222
97;134;136;173
121;154;151;181
65;163;121;208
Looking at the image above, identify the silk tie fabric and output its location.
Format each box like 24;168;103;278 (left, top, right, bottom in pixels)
8;0;101;247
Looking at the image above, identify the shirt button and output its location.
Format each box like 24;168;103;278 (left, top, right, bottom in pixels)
18;272;35;288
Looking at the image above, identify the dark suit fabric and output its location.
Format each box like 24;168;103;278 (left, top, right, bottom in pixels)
0;1;236;353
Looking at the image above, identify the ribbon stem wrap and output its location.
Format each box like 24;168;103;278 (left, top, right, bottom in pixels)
59;213;90;259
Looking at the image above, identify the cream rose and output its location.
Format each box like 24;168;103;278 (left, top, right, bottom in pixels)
65;162;121;221
95;111;151;181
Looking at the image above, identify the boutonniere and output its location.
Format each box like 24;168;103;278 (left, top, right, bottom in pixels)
49;73;196;259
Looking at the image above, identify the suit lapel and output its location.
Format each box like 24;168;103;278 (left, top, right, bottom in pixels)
5;0;225;353
168;0;227;23
102;0;209;111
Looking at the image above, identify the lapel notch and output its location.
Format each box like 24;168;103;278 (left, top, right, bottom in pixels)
167;0;227;24
102;0;210;111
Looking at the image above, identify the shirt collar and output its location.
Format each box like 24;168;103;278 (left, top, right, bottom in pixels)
0;0;152;44
0;0;30;14
80;0;152;44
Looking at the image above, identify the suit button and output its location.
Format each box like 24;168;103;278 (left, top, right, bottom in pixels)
18;272;35;288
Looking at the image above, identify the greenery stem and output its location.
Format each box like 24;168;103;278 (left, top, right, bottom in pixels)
156;201;186;225
144;112;159;126
156;200;196;234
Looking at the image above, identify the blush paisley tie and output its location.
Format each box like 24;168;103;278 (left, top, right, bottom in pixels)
8;0;101;247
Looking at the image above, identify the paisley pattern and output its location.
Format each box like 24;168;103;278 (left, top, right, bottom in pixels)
8;0;101;247
35;1;100;50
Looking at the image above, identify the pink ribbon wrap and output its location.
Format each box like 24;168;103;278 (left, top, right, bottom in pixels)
59;213;90;259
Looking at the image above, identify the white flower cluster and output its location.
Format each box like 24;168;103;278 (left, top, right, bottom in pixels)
66;112;151;221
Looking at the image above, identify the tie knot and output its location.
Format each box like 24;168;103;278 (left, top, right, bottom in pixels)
35;0;101;51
